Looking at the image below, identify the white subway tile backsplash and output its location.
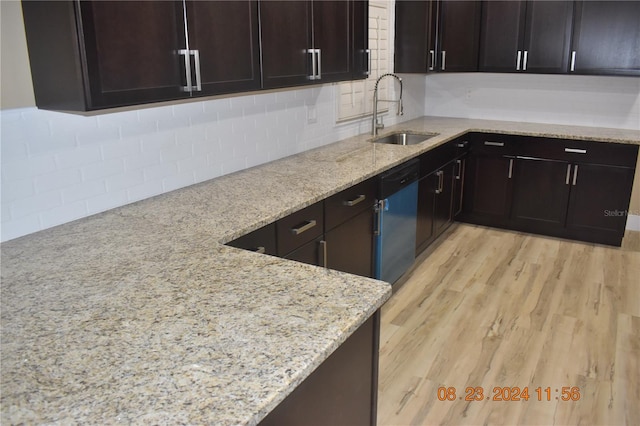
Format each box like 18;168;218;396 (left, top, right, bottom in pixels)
2;155;57;182
62;181;106;204
40;200;88;228
35;169;81;193
1;178;34;203
81;158;125;181
55;145;102;170
11;191;61;218
3;74;636;242
86;190;128;215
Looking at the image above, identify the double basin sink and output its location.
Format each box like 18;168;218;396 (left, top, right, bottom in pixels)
371;131;438;146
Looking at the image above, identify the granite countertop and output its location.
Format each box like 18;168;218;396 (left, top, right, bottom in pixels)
2;116;639;425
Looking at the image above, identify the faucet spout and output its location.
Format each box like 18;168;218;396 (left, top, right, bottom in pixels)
372;73;404;136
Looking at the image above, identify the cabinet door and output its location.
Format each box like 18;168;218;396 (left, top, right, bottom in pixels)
325;208;374;278
313;1;352;83
571;1;640;76
394;0;434;73
510;158;571;233
185;1;261;95
77;1;186;108
566;164;635;246
416;174;437;253
433;161;455;238
462;154;514;226
437;0;481;72
479;0;526;72
284;237;324;267
352;0;370;79
452;157;466;217
260;1;313;88
522;1;573;74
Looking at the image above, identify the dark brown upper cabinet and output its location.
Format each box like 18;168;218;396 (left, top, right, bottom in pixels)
260;0;358;89
22;1;261;111
570;1;640;76
479;1;573;74
394;0;480;73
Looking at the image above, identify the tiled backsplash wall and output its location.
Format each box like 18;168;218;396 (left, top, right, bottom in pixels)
1;77;426;242
424;73;640;130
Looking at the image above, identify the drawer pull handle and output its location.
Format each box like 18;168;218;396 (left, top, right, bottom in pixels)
484;141;505;147
344;194;366;207
565;148;587;154
254;246;266;254
291;219;317;235
456;141;468;148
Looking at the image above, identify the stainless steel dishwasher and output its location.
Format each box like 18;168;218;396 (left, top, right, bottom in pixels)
374;158;420;284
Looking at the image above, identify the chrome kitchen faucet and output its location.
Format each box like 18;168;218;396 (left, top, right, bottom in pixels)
372;73;404;136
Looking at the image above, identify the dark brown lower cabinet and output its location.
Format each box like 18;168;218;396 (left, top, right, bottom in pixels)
260;311;380;426
510;158;571;233
325;208;374;278
459;134;638;246
416;161;456;254
461;154;515;227
565;163;636;246
452;156;466;217
284;236;325;266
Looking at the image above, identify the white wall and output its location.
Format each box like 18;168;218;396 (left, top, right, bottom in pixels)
424;73;640;130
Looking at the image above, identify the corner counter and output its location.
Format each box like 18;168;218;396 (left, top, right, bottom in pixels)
2;117;638;424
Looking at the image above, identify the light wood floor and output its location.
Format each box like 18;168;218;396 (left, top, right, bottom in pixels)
377;223;640;426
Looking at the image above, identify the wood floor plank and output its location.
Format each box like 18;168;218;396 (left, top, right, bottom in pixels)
378;224;640;426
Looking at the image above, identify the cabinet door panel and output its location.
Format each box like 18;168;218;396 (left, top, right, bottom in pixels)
186;1;260;95
260;1;312;88
313;1;351;82
433;161;455;237
352;0;369;78
284;237;323;267
571;1;640;75
79;1;186;107
416;174;437;253
510;158;571;230
566;164;635;244
325;209;374;278
479;0;526;72
465;155;514;220
523;1;573;73
394;0;433;73
438;0;481;72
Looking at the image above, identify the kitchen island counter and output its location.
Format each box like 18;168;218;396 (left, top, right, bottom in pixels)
2;116;638;424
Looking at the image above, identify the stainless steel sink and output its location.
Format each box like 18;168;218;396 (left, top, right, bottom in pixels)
371;131;438;146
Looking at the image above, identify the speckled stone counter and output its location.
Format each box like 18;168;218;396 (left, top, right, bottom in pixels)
2;117;639;425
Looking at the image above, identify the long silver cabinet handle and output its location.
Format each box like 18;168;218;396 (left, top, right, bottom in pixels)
316;49;322;80
366;49;371;76
565;164;571;185
254;246;266;254
374;200;384;236
291;219;317;235
523;50;528;71
344;194;366;207
456;159;462;180
441;50;446;71
508;158;514;179
429;50;435;71
435;170;443;194
191;49;202;91
484;141;505;147
319;240;327;268
565;148;587;154
570;51;576;72
178;49;193;92
572;165;579;186
308;49;317;80
516;50;522;71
